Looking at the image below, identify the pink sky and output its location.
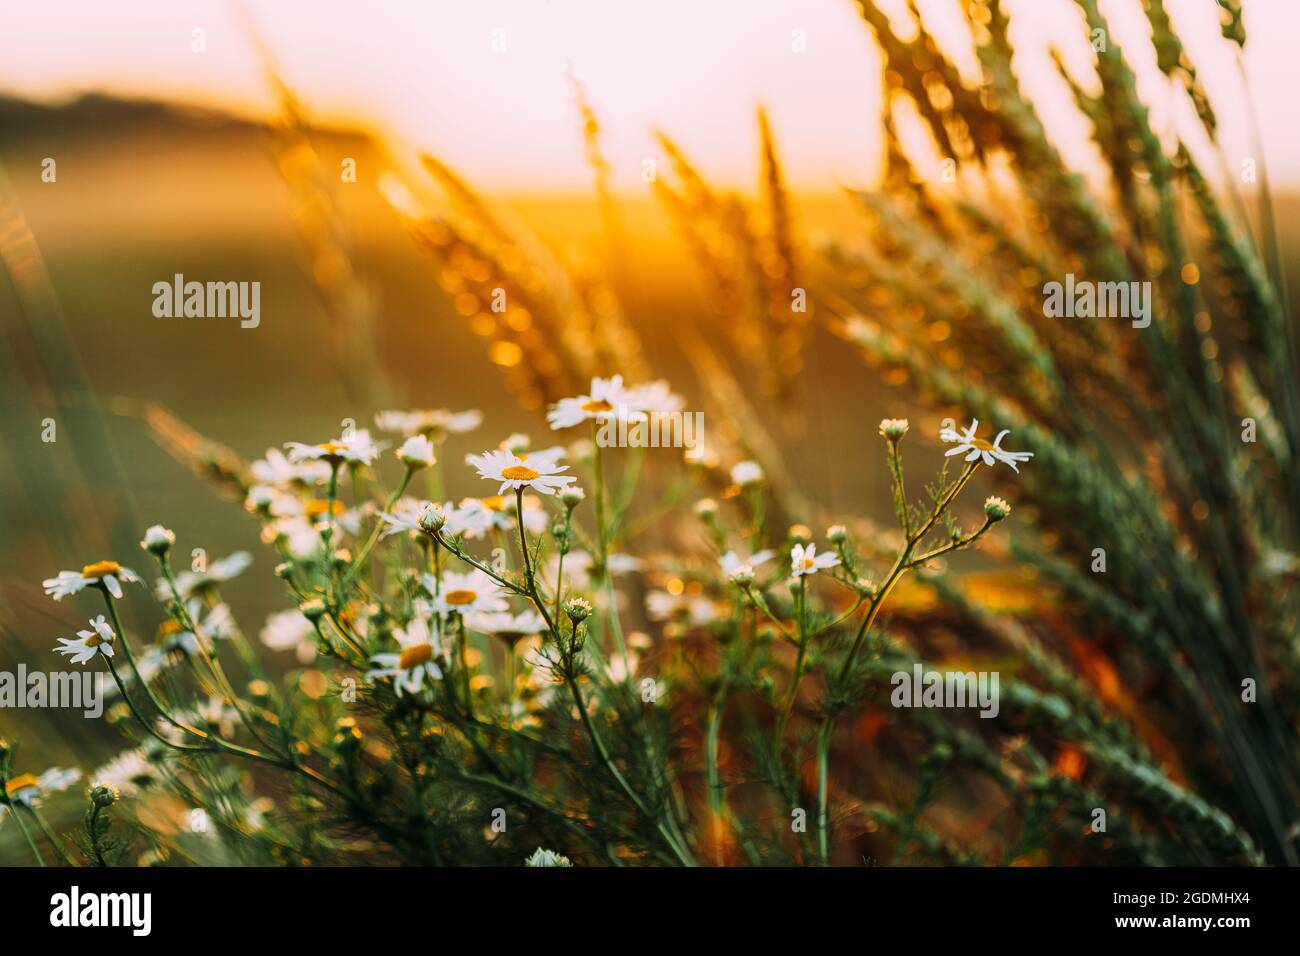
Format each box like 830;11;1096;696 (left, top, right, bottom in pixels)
0;0;1296;191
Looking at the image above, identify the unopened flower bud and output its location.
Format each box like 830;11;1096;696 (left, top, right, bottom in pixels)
984;496;1011;522
730;460;764;488
300;599;327;622
878;418;909;441
560;486;585;509
140;525;175;557
827;524;848;544
89;784;118;808
418;502;446;534
397;434;436;470
563;597;593;624
693;498;718;520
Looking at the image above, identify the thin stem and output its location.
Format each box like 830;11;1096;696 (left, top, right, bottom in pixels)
816;716;833;866
3;797;45;866
30;806;75;867
345;465;414;586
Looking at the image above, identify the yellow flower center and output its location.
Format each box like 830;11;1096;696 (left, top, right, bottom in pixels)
480;496;509;511
4;774;38;796
318;441;348;454
85;632;105;648
398;644;434;670
305;500;345;518
970;438;995;452
501;465;540;481
802;558;816;570
444;589;477;606
581;399;613;414
81;560;121;578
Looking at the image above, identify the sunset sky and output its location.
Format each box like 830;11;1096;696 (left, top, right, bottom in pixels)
1;0;1297;191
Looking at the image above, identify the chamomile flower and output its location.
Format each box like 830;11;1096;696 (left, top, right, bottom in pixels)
1;767;82;819
375;408;483;439
367;615;443;696
720;549;774;579
624;379;685;415
260;609;317;663
446;496;513;538
158;600;235;656
940;419;1034;472
731;460;765;487
547;375;643;430
396;434;436;470
469;610;548;645
790;542;840;577
91;749;159;797
645;591;720;626
156;551;252;602
43;561;142;601
54;615;116;664
426;569;509;616
378;497;439;538
466;448;576;496
285;429;385;466
250;448;330;487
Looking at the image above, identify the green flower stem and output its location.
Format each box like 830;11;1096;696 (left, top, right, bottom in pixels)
815;716;833;866
344;465;415;587
705;678;731;866
2;793;45;866
157;558;279;756
30;806;75;867
771;581;808;757
592;421;609;572
562;626;696;867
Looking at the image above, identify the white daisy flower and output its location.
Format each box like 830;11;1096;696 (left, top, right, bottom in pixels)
624;379;685;415
605;651;640;683
157;551;252;602
466;448;576;496
375;408;483;439
468;610;548;643
250;448;330;487
426;569;509;617
1;767;82;817
731;461;765;487
260;609;317;663
546;375;644;430
367;615;444;696
378;497;440;538
396;434;437;469
645;591;720;626
720;549;774;578
285;429;385;466
543;550;640;593
265;517;325;558
54;615;116;664
91;749;158;797
940;418;1034;472
159;601;235;656
43;561;142;601
791;542;840;577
